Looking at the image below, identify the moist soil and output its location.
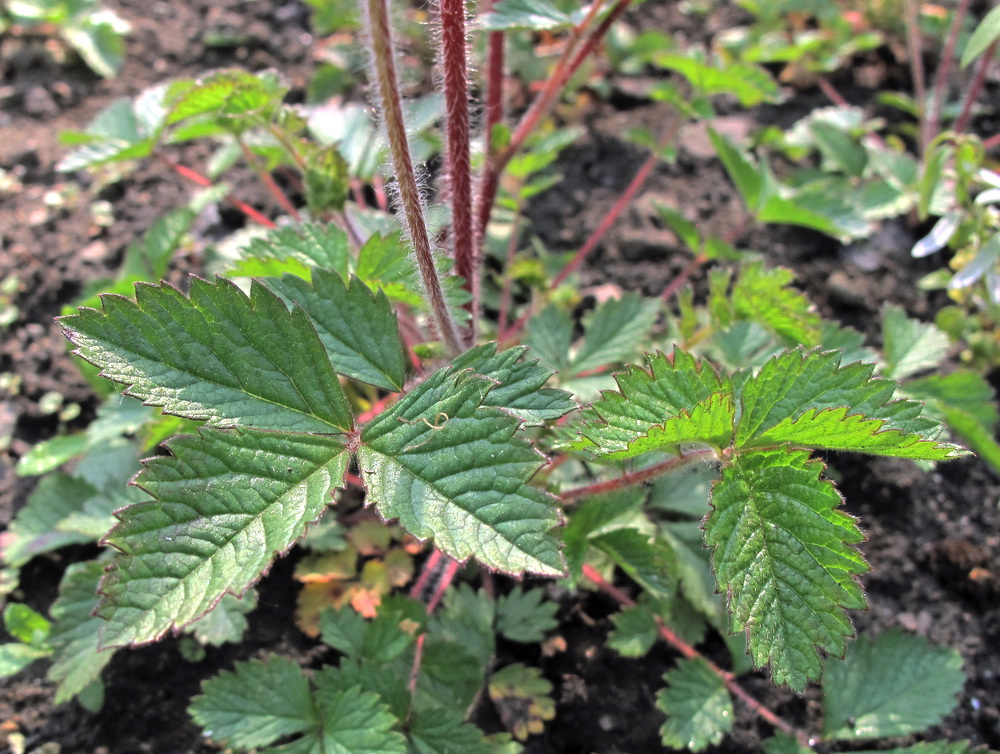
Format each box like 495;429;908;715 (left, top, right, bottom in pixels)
1;1;999;752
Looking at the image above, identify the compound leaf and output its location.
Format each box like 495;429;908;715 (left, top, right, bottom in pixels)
822;629;965;740
61;277;353;433
657;657;734;751
305;669;407;754
190;655;317;749
266;270;407;391
359;367;564;577
47;560;116;703
186;590;258;647
319;605;414;664
704;449;868;691
572;350;731;456
98;429;348;647
747;407;965;460
408;709;493;754
451;342;576;425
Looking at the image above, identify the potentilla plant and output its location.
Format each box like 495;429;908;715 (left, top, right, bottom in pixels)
0;0;983;751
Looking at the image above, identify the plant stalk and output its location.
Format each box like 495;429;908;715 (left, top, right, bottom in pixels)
439;0;477;344
904;0;927;152
953;39;999;135
560;450;717;503
363;0;464;355
924;0;971;148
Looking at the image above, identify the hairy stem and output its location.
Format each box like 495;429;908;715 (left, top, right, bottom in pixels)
953;39;999;135
560;450;717;504
581;564;811;746
439;0;477;343
364;0;464;355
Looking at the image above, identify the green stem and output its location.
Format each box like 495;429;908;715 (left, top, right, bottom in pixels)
363;0;464;355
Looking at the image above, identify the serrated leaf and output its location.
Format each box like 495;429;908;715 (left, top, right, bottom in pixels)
319;605;414;664
524;305;573;373
186;590;258;646
608;603;659;657
408;708;493;754
597;393;735;460
167;69;288;126
822;629;965;740
704;449;868;691
569;294;660;377
451;343;576;426
61;277;353;433
734;349;934;445
488;664;555;741
654;55;778;107
359;367;564;577
190;656;317;749
266;270;407;391
302;670;407;754
236;223;351;282
47;560;116;703
748;406;965;460
881;305;950;380
495;587;558;643
730;262;821;347
657;657;734;751
98;429;348;647
573;350;732;457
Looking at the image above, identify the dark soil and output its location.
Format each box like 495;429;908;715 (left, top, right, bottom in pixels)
2;1;999;753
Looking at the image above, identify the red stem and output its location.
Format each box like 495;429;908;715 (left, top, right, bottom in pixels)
660;253;707;302
439;0;477;343
560;450;717;504
984;133;1000;151
581;564;811;746
157;154;276;229
238;137;302;222
924;0;971;148
953;39;999;135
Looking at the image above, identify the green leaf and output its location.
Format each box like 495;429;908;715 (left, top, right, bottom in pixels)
319;605;414;664
730;262;821;347
709;129;764;210
595;393;735;460
15;433;89;476
63;14;128;78
656;658;734;751
190;656;317;749
359;366;564;577
762;732;812;754
734;349;935;445
881;305;950;380
656;206;701;253
235;223;351;283
608;603;659;657
480;0;572;31
524;305;573;373
495;587;558;643
304;670;408;754
0;644;51;677
747;406;965;460
266;270;407;391
569;294;660;377
305;146;350;214
97;429;348;647
590;529;674;597
809;121;868;178
167;69;288;127
572;350;732;457
854;744;971;754
47;560;117;703
186;590;258;646
654;55;779;107
408;709;493;754
4;603;51;645
961;5;1000;67
61;277;354;433
451;343;576;425
822;629;965;740
704;449;868;691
